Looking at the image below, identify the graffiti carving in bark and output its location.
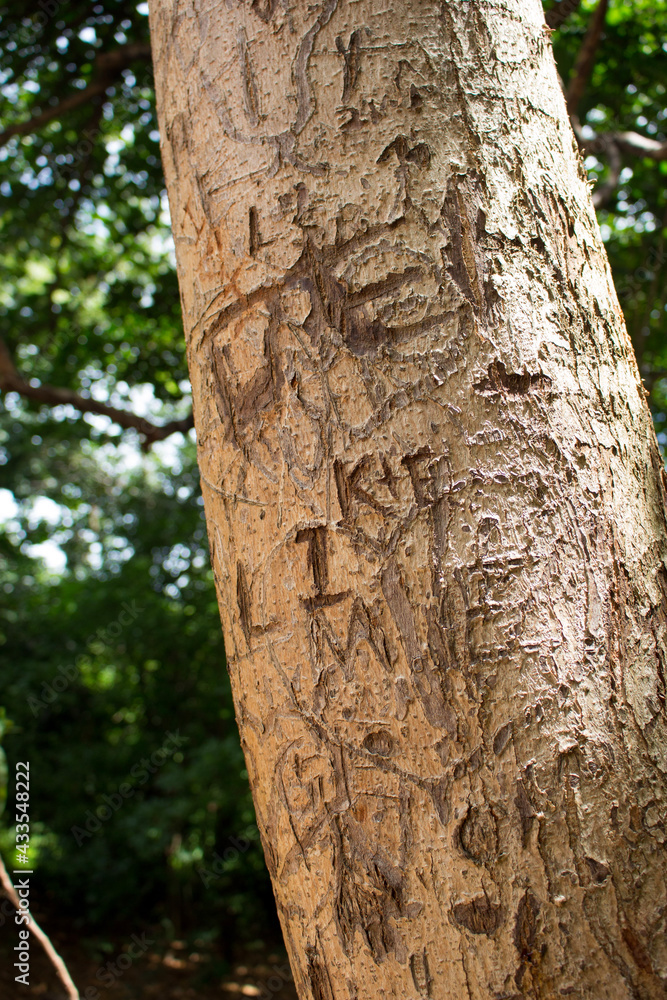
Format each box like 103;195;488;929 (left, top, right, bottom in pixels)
149;1;667;996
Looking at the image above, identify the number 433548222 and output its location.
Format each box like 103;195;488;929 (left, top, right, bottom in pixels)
15;762;30;865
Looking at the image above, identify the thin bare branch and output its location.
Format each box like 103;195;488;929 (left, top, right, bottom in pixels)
0;852;80;1000
566;0;609;117
0;338;193;446
0;43;152;149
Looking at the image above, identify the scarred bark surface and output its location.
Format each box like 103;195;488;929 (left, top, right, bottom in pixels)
148;1;667;996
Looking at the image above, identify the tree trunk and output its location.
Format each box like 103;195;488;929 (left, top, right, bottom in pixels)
148;0;667;996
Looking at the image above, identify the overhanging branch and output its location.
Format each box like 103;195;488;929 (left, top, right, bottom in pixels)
614;131;667;161
0;43;152;149
572;117;667;207
561;0;667;205
0;338;193;447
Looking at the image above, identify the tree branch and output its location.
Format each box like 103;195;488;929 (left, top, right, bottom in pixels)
566;0;609;117
0;43;152;149
571;115;667;207
0;338;193;447
614;131;667;161
0;852;80;1000
559;0;666;207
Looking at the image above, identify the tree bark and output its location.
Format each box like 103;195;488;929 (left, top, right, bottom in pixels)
148;1;667;996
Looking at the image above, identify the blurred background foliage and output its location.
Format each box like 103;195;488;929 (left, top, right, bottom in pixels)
0;0;665;956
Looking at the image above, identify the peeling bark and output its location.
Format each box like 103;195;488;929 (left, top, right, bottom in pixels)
149;0;667;996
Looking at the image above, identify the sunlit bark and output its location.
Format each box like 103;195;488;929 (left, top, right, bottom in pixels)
149;1;667;996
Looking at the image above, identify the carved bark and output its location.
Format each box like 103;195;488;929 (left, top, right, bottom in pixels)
148;1;667;996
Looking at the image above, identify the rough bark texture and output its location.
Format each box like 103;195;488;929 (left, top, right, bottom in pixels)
148;1;667;996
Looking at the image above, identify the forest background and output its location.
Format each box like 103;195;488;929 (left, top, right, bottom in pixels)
0;0;666;996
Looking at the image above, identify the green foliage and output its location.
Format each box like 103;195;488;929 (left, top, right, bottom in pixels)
0;0;665;948
0;707;15;819
0;0;186;421
548;0;667;440
0;439;278;939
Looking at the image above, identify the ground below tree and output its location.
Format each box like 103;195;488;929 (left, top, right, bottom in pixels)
0;917;298;1000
